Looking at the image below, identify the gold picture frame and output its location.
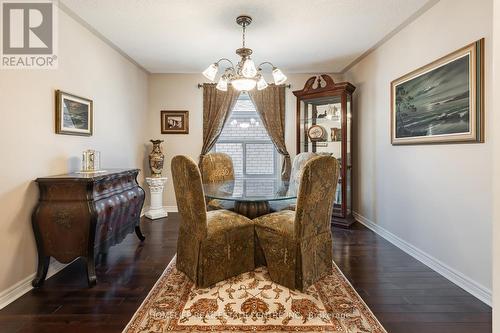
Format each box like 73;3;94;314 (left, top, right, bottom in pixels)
391;39;484;145
55;90;93;136
161;110;189;134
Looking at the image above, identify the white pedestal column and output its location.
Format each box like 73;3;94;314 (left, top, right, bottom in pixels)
145;177;168;219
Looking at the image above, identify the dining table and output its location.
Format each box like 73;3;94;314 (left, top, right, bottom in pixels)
203;178;297;219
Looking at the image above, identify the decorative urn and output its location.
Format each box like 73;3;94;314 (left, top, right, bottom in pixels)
148;140;164;177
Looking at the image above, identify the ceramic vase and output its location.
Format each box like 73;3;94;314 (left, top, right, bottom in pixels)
149;140;164;177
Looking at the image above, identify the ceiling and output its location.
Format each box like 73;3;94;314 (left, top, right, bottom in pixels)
60;0;435;74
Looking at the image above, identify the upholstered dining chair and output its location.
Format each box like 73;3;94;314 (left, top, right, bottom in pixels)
171;155;255;288
269;152;318;212
200;152;235;211
254;155;340;291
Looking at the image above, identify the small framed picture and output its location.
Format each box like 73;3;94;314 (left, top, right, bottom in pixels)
55;90;93;136
161;110;189;134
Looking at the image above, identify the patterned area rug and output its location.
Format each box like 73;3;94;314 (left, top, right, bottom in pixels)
123;257;386;332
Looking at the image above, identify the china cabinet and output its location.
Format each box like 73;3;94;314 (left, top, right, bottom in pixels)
293;75;356;227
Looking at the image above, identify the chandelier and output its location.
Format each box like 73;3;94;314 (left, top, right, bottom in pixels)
202;15;287;91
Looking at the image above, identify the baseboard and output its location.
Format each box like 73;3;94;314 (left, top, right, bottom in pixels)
165;205;178;213
141;205;178;216
352;211;492;306
0;259;68;309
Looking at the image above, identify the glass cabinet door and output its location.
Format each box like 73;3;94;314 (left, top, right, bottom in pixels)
299;95;344;217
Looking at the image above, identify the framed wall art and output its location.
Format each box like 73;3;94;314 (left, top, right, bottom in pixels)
161;110;189;134
391;39;484;145
55;90;93;136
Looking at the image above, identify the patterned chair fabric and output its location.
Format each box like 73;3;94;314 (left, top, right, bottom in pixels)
270;152;318;212
254;155;340;291
171;155;255;288
200;152;235;211
200;152;235;183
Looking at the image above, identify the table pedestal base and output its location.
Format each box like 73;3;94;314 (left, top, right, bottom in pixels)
234;201;270;219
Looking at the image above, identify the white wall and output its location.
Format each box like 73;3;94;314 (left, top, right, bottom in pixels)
146;73;342;208
492;0;500;327
0;9;148;295
344;0;492;300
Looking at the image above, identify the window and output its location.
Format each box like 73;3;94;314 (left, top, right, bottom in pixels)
214;93;278;178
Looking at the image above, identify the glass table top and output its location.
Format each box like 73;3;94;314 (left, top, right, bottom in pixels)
203;178;296;202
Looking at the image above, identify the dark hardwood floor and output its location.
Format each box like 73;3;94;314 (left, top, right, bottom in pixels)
0;214;491;333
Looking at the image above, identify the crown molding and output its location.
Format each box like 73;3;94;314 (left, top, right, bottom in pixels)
341;0;441;74
57;1;150;75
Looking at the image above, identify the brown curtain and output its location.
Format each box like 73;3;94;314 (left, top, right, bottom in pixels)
249;84;291;180
199;83;240;170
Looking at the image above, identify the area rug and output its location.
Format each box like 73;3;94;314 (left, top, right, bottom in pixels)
123;257;386;332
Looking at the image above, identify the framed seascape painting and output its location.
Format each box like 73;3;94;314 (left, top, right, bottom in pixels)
161;110;189;134
55;90;93;136
391;39;484;145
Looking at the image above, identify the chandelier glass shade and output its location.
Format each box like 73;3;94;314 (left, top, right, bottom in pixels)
202;15;287;91
202;63;218;81
256;75;268;90
215;75;228;91
231;76;257;91
241;59;258;78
